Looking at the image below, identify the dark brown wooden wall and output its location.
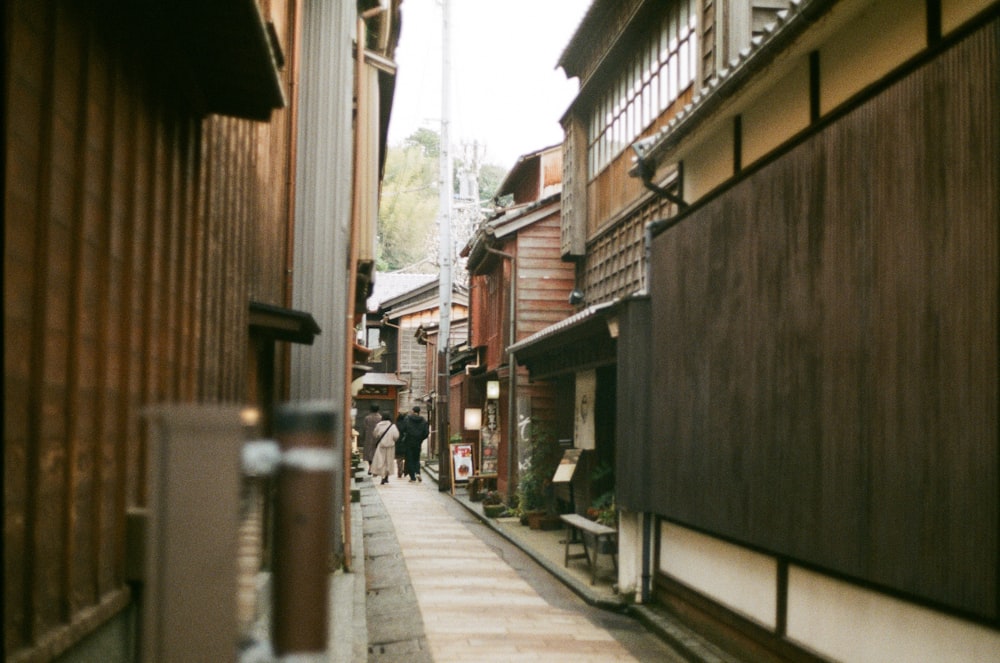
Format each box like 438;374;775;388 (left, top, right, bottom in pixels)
648;19;998;620
616;297;653;511
4;1;296;658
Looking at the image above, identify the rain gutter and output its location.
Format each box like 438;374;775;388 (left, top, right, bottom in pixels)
486;247;518;498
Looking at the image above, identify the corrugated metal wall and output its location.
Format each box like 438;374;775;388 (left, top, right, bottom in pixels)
289;0;354;403
288;0;356;564
4;1;295;658
648;18;998;620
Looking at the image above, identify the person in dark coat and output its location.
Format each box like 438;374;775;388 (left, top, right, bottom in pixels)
400;406;429;482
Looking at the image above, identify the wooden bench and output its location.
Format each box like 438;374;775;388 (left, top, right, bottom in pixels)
560;513;617;585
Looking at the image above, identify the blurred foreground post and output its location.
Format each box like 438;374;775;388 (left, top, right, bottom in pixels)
271;402;337;657
141;405;243;662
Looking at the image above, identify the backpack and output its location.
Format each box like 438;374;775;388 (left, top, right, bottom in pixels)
410;414;429;442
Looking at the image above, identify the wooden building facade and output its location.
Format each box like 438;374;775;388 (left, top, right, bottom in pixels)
358;276;467;450
625;1;1000;659
4;0;400;659
462;146;576;496
514;0;1000;659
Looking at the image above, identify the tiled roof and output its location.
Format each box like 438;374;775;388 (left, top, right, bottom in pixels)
366;272;437;312
508;301;616;356
632;0;833;171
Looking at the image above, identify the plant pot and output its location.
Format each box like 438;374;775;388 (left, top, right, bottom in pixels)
524;511;543;528
483;504;505;518
526;511;561;531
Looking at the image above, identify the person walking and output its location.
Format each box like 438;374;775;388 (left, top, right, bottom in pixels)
370;413;399;485
361;403;382;474
400;406;429;483
394;410;408;479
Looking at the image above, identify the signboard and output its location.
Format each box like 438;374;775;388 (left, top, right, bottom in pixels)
449;443;475;494
480;400;500;475
552;448;582;483
574;370;596;450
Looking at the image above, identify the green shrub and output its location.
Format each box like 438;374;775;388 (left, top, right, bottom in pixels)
516;422;562;515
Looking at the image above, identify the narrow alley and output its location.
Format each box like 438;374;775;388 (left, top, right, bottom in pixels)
361;469;687;663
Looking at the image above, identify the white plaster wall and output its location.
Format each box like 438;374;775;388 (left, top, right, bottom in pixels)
682;127;735;204
942;0;996;33
617;510;641;599
787;567;1000;663
741;59;811;167
820;0;925;114
659;522;777;629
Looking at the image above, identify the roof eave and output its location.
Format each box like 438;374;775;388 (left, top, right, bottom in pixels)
630;0;838;175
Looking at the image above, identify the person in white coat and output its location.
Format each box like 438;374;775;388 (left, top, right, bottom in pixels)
370;413;399;485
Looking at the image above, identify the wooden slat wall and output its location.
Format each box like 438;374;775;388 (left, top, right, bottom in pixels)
515;212;576;340
480;268;508;369
4;1;295;658
648;19;998;620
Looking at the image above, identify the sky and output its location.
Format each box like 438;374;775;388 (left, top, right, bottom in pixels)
387;0;592;170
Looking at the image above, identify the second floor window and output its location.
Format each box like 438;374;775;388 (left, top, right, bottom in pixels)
588;0;698;179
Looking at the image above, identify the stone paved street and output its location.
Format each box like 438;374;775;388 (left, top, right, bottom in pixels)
364;473;686;662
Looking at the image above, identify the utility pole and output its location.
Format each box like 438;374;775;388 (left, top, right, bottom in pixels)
437;0;453;491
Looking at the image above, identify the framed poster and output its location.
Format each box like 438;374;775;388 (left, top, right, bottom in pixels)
449;443;475;494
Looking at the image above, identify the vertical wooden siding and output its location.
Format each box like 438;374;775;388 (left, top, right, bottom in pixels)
4;1;294;658
615;297;653;512
648;19;998;620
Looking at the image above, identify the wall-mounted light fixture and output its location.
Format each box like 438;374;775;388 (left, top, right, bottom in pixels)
464;407;482;431
486;380;500;400
569;289;585;305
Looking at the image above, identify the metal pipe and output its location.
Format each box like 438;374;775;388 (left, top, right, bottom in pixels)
641;511;652;603
339;13;369;575
282;0;303;396
636;157;687;210
643;211;691;295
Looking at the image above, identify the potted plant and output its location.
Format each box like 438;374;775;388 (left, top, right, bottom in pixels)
516;423;563;530
481;490;506;518
587;491;618;553
467;476;484;502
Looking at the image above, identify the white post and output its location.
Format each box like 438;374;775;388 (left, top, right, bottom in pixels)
438;0;452;346
437;0;453;483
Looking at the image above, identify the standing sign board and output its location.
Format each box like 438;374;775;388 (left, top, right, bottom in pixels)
552;448;582;483
449;442;475;494
552;448;583;514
